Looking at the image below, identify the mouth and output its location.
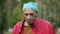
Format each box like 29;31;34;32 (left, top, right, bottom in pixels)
24;19;34;27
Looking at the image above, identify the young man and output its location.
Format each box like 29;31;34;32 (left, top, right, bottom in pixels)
12;2;54;34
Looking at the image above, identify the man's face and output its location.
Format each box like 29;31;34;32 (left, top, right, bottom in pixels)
23;8;37;24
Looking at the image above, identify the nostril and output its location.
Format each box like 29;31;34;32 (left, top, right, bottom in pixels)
27;15;31;19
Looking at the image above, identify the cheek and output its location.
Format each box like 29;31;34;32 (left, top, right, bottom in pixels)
24;15;27;19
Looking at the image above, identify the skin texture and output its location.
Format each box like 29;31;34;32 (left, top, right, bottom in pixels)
23;8;37;26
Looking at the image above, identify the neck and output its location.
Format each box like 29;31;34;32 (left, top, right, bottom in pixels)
24;21;30;26
24;21;34;27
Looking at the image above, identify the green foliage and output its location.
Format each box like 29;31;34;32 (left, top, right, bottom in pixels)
0;0;5;5
10;6;23;27
21;0;34;9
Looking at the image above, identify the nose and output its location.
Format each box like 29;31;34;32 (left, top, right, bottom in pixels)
27;15;31;19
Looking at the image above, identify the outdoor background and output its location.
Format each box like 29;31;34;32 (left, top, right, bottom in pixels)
0;0;60;34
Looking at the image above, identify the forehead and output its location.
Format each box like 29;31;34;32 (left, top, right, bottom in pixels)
23;8;36;14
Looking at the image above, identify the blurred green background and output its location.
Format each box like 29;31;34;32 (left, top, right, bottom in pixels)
0;0;60;34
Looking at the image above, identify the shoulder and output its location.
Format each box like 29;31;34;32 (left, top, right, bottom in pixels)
36;18;52;26
16;21;23;26
13;21;23;28
35;18;54;34
12;21;23;34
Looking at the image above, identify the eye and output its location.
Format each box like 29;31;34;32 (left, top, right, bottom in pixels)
29;13;34;16
24;14;28;16
24;13;34;16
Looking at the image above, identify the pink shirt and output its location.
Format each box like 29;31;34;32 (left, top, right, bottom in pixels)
12;18;54;34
